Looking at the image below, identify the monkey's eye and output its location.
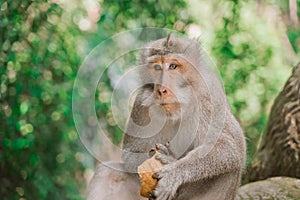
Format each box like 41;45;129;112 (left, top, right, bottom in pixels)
169;64;177;70
154;64;162;70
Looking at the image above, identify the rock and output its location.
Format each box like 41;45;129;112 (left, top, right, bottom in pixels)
236;177;300;200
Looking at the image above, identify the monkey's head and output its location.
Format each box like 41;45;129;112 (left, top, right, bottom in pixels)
138;33;205;120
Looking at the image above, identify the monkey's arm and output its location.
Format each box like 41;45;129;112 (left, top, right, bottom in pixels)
121;91;153;172
152;127;245;199
155;132;245;183
121;134;150;173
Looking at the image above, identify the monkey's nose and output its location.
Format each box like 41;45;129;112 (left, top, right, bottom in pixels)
157;86;168;97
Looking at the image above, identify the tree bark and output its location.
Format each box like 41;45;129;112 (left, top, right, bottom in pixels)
244;63;300;183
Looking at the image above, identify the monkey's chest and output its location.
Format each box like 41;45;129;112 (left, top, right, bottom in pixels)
146;129;195;159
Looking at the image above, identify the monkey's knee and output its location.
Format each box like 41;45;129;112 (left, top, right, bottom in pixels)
87;161;145;200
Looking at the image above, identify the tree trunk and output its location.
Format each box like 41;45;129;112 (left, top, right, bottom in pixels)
244;63;300;183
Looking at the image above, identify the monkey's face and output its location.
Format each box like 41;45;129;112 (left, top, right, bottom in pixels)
139;34;203;120
141;54;197;118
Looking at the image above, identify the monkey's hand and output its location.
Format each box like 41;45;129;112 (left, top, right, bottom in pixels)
155;153;176;165
151;143;176;165
151;163;181;200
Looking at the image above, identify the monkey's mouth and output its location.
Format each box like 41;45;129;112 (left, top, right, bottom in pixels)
160;102;176;106
159;102;180;111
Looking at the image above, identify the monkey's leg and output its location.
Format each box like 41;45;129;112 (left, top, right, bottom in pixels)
87;161;147;200
176;172;240;200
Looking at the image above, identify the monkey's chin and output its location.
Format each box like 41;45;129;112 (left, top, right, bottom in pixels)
160;103;181;119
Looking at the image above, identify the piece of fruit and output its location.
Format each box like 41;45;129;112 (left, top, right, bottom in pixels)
138;151;164;198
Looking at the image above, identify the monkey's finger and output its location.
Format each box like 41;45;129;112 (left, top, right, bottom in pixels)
165;141;170;147
155;154;176;164
155;143;169;155
152;172;161;180
148;148;156;157
147;191;156;199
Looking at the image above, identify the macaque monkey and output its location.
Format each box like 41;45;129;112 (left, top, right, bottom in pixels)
87;33;246;200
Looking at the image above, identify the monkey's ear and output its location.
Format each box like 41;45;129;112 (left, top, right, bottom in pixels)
166;32;175;48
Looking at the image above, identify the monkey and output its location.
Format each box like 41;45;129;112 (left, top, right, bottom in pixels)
87;33;246;200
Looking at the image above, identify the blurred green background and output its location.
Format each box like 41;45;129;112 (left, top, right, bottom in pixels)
0;0;299;199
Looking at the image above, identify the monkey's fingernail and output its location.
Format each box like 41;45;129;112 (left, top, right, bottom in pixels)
155;144;160;150
149;149;156;157
147;191;155;198
152;172;160;180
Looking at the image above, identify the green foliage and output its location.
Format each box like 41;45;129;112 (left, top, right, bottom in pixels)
287;28;300;53
209;1;294;160
0;1;85;199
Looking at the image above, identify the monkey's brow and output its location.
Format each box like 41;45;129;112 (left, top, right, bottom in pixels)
148;56;180;63
146;56;162;63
